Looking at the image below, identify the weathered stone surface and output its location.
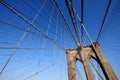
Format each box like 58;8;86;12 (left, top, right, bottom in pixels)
66;42;118;80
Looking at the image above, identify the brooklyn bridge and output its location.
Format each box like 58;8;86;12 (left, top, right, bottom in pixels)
0;0;120;80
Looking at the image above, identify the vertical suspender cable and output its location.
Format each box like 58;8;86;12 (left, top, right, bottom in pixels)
71;4;112;79
0;1;65;50
53;0;78;46
0;0;48;75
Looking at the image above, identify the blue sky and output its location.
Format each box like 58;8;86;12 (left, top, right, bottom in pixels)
0;0;120;80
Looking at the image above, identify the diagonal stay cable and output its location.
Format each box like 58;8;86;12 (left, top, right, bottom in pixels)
53;0;78;46
96;0;112;41
24;62;61;80
0;19;44;37
35;5;55;79
0;18;69;42
0;0;48;75
0;28;29;75
90;60;104;80
0;4;73;42
0;1;65;50
71;4;118;80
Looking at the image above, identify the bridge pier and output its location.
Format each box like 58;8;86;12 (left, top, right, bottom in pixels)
66;49;77;80
77;46;94;80
66;42;118;80
94;43;118;80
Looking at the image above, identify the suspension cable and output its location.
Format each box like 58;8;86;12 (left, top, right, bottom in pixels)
0;1;65;50
81;0;84;45
65;0;82;46
96;0;112;41
0;0;48;75
53;0;78;46
71;3;112;80
24;62;61;80
90;60;104;80
35;4;55;78
0;28;29;75
0;47;62;50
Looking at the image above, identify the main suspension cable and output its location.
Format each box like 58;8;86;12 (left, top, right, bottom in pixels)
96;0;112;41
53;0;78;46
65;0;82;46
